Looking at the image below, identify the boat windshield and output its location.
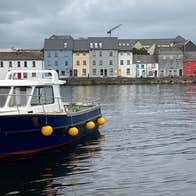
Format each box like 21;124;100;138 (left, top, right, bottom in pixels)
9;86;32;107
0;87;11;107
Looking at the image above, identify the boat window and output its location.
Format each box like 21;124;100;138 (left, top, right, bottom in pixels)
9;87;32;107
0;87;10;107
31;86;54;106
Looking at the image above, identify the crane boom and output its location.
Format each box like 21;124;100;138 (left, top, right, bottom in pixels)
107;24;122;37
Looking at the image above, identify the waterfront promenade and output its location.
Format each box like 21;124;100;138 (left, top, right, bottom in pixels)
65;77;196;85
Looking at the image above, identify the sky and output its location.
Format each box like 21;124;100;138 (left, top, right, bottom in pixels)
0;0;196;48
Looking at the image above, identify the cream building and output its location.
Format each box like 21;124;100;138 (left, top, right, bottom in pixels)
72;39;89;77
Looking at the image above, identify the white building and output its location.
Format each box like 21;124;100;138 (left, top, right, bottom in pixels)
118;39;134;77
0;50;44;79
133;55;159;78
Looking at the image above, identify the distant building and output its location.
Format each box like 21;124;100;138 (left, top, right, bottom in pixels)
0;50;43;79
133;55;158;78
156;47;183;77
88;37;118;77
118;39;134;77
72;39;89;77
44;35;73;77
133;35;186;55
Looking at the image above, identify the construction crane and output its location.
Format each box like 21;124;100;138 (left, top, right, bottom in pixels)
107;24;122;37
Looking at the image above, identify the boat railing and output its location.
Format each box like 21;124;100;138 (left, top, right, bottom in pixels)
0;93;100;114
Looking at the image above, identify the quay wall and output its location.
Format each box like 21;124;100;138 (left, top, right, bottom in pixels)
64;77;196;86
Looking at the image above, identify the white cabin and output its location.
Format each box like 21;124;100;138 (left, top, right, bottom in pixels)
0;70;65;115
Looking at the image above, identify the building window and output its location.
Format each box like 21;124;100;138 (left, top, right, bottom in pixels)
9;61;12;68
47;60;51;66
109;68;113;75
136;64;139;69
76;60;80;66
47;51;51;57
24;61;27;67
127;68;130;75
65;61;68;66
120;60;124;65
82;69;86;76
64;42;67;48
54;51;58;57
32;73;36;77
0;61;3;67
100;69;104;76
141;64;144;69
92;69;96;75
83;60;86;65
90;43;93;48
32;61;36;67
127;52;131;55
17;61;21;67
83;52;86;56
99;43;102;48
109;51;113;56
99;60;103;66
61;71;65;75
55;61;58;66
93;60;96;66
109;60;113;65
76;52;79;56
99;51;102;57
94;43;98;48
127;60;130;65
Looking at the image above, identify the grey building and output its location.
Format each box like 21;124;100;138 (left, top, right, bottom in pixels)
88;37;118;77
156;47;183;77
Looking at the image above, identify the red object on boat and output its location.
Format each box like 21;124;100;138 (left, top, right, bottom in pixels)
17;73;22;79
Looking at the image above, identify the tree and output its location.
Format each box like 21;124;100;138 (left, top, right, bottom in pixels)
132;48;149;55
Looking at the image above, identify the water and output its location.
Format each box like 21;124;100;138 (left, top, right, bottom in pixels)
1;84;196;196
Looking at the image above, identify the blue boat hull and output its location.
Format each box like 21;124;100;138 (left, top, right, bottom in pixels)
0;107;102;157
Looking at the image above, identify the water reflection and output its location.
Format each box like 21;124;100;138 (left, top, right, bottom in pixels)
0;135;103;196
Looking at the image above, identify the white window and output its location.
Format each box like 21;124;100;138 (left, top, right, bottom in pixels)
95;43;98;48
82;69;86;76
109;68;113;75
92;69;96;75
64;42;68;48
90;43;93;48
99;43;102;48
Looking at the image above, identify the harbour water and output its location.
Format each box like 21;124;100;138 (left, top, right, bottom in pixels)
1;84;196;195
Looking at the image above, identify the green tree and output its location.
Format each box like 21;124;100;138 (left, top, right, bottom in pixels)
132;48;149;55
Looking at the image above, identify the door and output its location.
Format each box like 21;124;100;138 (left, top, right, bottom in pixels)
73;69;78;77
104;69;107;77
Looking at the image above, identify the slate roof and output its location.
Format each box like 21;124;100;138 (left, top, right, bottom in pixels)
118;39;135;51
44;35;74;50
184;41;196;52
0;51;43;60
133;38;175;45
133;55;157;64
88;37;118;50
73;39;89;51
156;47;183;55
184;52;196;61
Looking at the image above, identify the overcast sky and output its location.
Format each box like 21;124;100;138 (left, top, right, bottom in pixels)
0;0;196;48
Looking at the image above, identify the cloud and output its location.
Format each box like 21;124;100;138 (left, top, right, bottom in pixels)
0;0;196;48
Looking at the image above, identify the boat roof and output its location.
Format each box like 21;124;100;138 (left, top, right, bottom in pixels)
0;70;65;87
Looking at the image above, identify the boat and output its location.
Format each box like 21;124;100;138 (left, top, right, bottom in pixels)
0;70;105;158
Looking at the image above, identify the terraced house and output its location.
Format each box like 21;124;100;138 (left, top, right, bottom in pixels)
0;49;43;79
156;47;183;77
118;39;134;77
44;35;73;77
88;37;118;77
72;39;89;77
133;55;158;78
